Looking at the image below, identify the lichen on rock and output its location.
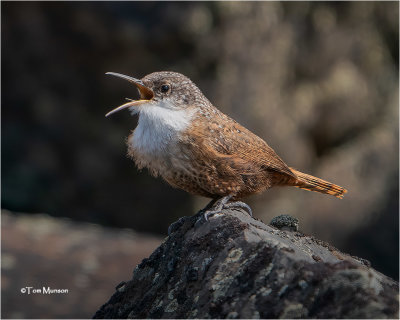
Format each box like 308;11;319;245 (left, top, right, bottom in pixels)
93;208;399;319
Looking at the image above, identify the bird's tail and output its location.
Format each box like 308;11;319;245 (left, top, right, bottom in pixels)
290;168;347;199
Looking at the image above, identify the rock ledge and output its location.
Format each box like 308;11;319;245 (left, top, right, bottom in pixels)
94;209;399;319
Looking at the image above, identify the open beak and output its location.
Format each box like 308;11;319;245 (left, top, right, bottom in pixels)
105;72;154;117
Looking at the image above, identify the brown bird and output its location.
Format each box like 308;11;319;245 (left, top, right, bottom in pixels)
106;71;347;219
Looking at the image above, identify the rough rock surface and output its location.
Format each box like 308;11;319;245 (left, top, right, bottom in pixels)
93;209;399;319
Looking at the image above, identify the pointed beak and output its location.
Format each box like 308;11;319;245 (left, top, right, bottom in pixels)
105;72;154;117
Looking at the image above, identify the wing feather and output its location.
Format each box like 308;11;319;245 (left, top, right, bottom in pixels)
187;110;296;178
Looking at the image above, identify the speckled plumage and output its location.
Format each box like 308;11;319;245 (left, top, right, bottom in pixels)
109;71;346;200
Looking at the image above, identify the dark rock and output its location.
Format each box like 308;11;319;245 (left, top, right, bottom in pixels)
115;282;126;293
270;214;299;231
93;209;399;319
186;266;199;282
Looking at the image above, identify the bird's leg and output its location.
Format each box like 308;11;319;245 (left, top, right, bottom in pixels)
199;198;218;215
202;195;231;221
202;195;253;221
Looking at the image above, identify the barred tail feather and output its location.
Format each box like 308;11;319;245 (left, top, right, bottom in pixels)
290;168;347;199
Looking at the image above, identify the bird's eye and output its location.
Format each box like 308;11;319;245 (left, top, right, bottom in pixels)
161;84;170;93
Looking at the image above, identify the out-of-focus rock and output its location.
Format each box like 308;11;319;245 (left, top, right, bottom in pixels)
1;210;162;319
93;208;399;319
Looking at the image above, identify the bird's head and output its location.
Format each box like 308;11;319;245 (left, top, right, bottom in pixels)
105;71;207;117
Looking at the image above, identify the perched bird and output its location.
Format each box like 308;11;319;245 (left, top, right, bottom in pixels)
106;71;347;219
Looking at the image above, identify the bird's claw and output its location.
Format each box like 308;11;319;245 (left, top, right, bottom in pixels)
199;195;253;223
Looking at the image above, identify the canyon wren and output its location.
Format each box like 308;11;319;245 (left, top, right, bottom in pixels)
106;71;347;218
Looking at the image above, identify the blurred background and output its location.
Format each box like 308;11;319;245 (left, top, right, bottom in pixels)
2;1;398;318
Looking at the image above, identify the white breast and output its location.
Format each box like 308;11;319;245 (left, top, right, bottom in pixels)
129;101;195;157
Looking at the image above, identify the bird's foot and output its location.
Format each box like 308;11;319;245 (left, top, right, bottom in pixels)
222;201;253;217
201;195;253;222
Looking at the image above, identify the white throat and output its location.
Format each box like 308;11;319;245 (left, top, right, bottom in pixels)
129;101;195;156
